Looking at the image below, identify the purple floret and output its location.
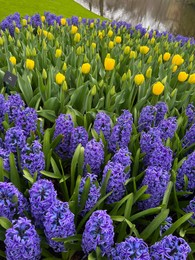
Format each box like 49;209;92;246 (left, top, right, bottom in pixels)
102;161;126;204
44;200;76;252
111;147;132;176
0;148;11;171
146;144;173;172
84;139;104;175
186;103;195;125
69;126;88;157
184;197;195;224
0;182;29;221
138;105;157;132
31;14;42;27
79;174;101;216
108;110;133;153
20;140;45;179
94;112;111;141
155;102;168;126
138;166;170;210
5;217;41;260
29;179;57;228
160;216;173;236
82;210;114;256
150;234;191;259
157;117;177;140
5;127;26;153
15;107;38;137
54;114;74;159
182;123;195;148
111;236;150;260
0;94;5;130
176;151;195;192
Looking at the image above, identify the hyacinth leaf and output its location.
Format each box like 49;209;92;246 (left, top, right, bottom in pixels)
69;84;89;113
28;93;41;110
132;148;141;177
71;144;82;195
52;234;82;243
99;170;111;209
0;250;5;259
140;209;169;240
76;192;112;233
0;158;4;182
37;109;56;123
133;185;148;204
43;128;51;166
125;219;140;237
50;134;63;150
69;175;82;218
79;177;91;213
23;169;34;184
44;97;61;115
162;213;193;237
130;207;162;222
17;73;33;104
78;146;84;176
161;181;173;209
110;193;134;216
51;157;62;178
0;217;12;230
9;153;21;192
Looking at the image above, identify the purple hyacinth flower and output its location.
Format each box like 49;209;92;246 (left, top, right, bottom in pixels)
150;235;191;259
0;94;5;130
5;127;26;153
44;200;76;252
82;210;114;256
84;139;104;175
140;127;163;155
157;117;177;140
93;112;111;141
54;114;74;159
31;14;42;27
111;147;132;176
155;102;168;126
15;107;38;137
176;151;195;192
138;105;157;132
79;174;101;216
5;217;41;260
0;148;10;171
138;166;170;210
146;144;173;172
186;104;195;126
184;197;195;225
0;182;29;221
111;236;150;260
160;216;173;236
182;123;195;148
108;110;133;153
69;126;88;157
102;161;126;204
29;179;57;228
20;140;45;179
4;94;25;124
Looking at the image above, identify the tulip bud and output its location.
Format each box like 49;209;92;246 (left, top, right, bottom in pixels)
91;85;97;96
12;68;16;75
147;55;153;64
26;46;31;57
17;39;21;48
8;35;13;43
170;88;177;98
120;54;124;62
146;66;152;78
84;54;88;63
62;80;68;91
99;80;104;88
127;69;131;79
32;48;37;57
158;54;163;64
55;40;59;48
122;73;127;82
137;60;142;69
110;86;116;95
0;37;4;46
188;62;192;71
62;62;67;71
42;69;47;80
76;46;82;55
189;55;194;62
42;39;47;50
162;76;167;85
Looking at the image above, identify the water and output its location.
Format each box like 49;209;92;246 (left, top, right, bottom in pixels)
75;0;195;37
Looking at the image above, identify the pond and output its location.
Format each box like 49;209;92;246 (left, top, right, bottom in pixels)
75;0;195;38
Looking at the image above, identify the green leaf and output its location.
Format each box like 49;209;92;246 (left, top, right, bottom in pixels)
9;153;21;191
37;109;56;123
162;212;193;237
40;170;61;179
17;73;33;104
0;217;12;230
0;158;4;182
140;209;169;240
51;157;62;178
130;207;162;222
79;177;91;213
52;235;82;243
23;169;34;184
133;185;148;203
161;181;173;209
71;144;82;195
50;134;63;150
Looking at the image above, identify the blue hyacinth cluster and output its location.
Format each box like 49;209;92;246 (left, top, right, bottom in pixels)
138;105;157;132
102;161;126;204
44;12;63;26
182;123;195;148
157;117;177;140
44;200;76;252
138;166;170;210
69;126;88;157
0;94;5;130
0;12;21;36
54;114;74;159
84;139;104;175
111;147;132;175
176;151;195;192
15;107;38;137
111;236;150;260
82;210;114;257
159;216;173;237
30;14;42;27
5;217;41;260
186;103;195;126
150;234;191;259
20;140;45;178
155;102;168;126
29;179;57;227
108;110;133;153
94;112;111;140
4;93;25;124
146;144;173;172
5;127;26;153
0;148;11;171
79;174;101;216
184;197;195;224
0;182;29;221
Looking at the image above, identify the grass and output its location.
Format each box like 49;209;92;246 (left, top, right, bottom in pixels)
0;0;103;21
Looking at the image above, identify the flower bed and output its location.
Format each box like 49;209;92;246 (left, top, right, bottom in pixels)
0;12;195;259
